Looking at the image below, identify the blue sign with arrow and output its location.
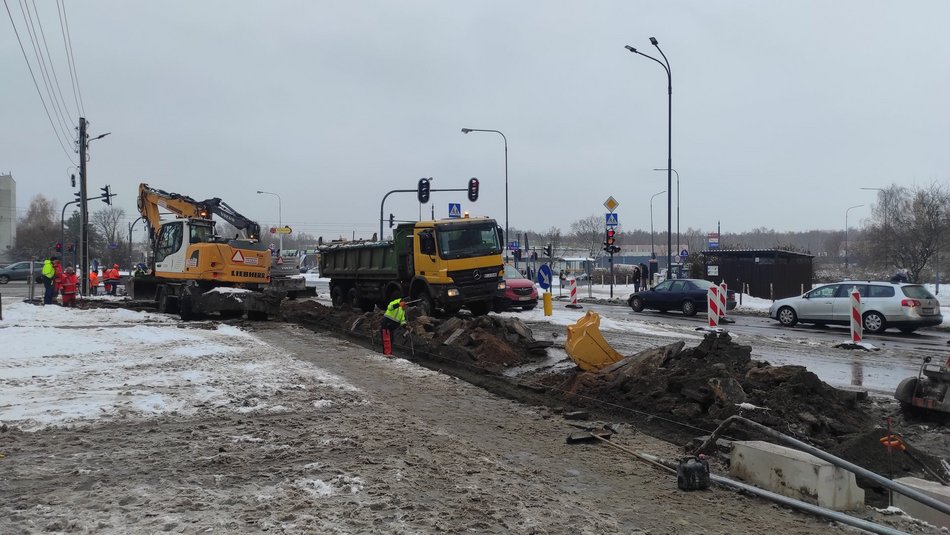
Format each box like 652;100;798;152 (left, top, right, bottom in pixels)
537;264;553;290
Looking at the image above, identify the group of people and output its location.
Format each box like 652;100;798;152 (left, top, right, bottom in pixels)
39;256;123;306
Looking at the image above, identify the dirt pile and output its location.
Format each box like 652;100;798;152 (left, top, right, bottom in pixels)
555;332;874;448
280;301;550;372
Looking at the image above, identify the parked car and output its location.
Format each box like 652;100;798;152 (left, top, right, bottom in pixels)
768;281;942;334
0;261;37;284
494;264;538;312
627;279;736;316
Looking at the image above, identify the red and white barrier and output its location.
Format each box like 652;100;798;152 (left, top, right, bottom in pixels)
707;286;721;327
566;278;582;309
850;288;862;343
719;282;728;322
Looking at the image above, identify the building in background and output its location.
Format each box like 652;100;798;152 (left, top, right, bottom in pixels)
0;174;15;262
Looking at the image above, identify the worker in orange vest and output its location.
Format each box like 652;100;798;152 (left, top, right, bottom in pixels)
60;266;79;307
105;264;121;296
88;268;99;296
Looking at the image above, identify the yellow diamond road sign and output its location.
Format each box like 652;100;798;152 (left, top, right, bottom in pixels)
603;196;619;213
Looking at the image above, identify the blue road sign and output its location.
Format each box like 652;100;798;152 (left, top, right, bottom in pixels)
508;241;520;250
537;264;553;290
448;203;461;218
605;213;619;227
680;249;689;258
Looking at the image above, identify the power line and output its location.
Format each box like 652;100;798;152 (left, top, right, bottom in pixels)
30;0;78;126
19;0;74;139
3;0;76;164
58;0;84;116
55;0;82;117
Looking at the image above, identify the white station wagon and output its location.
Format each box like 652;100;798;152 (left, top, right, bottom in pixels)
769;281;942;334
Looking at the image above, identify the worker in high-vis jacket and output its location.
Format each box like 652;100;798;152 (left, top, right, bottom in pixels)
380;297;408;356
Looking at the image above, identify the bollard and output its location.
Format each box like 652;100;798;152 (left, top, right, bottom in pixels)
543;292;553;316
719;282;728;322
707;286;721;327
850;288;863;343
566;278;582;309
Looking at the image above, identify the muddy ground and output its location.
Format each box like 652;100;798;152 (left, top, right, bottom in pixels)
279;300;950;504
2;321;942;534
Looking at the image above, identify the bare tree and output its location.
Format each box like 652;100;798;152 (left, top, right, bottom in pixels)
569;214;603;256
889;183;949;282
92;207;127;266
12;195;59;260
540;226;562;258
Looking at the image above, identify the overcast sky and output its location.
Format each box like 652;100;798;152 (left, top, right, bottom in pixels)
3;1;948;243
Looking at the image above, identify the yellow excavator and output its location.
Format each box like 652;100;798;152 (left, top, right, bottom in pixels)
127;183;283;319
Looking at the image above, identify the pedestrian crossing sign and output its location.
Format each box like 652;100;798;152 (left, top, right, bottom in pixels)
448;203;461;218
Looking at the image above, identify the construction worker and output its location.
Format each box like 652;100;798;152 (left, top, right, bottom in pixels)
41;255;60;305
106;263;121;296
60;266;79;307
380;297;408;356
88;268;99;296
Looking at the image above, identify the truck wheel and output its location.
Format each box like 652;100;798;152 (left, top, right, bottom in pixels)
330;286;345;307
469;301;491;316
417;293;434;317
346;288;360;309
158;288;178;314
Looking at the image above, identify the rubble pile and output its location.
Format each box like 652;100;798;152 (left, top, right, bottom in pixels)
280;301;550;372
554;332;874;448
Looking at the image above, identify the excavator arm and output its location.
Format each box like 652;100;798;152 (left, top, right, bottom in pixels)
200;198;261;240
137;183;211;237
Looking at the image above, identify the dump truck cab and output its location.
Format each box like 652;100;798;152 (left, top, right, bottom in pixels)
399;217;505;315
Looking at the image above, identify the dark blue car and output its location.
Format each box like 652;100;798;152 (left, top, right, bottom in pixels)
627;278;737;317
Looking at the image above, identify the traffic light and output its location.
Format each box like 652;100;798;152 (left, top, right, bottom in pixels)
70;174;76;188
467;177;479;202
417;178;430;204
605;228;616;246
101;185;112;205
55;242;62;252
543;244;552;257
388;213;395;228
74;191;81;202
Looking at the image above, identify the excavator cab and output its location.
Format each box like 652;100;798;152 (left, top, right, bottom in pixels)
565;311;625;372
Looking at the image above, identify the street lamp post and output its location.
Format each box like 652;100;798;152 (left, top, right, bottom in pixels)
77;119;110;295
626;37;673;273
861;187;887;268
461;127;508;256
650;190;666;259
653;167;679;251
845;204;864;271
256;190;283;251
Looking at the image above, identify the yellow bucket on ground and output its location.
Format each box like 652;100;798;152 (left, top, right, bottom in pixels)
565;311;624;372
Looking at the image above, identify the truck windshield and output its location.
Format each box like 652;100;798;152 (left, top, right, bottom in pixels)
435;223;501;260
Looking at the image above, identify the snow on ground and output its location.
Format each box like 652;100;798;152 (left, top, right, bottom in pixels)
0;302;360;432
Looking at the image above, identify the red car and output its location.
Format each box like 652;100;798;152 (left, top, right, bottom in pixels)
494;265;539;312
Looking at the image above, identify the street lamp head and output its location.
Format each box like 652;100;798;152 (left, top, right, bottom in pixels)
624;45;637;53
256;190;264;194
461;128;472;134
649;37;659;45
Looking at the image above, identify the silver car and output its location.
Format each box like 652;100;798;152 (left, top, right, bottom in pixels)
769;281;943;334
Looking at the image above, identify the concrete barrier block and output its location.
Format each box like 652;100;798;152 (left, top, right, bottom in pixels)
730;440;865;511
893;477;950;529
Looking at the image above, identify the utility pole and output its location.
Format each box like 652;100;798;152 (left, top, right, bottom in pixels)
78;117;89;295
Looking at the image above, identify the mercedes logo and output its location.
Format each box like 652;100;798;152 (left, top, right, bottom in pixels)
472;270;481;280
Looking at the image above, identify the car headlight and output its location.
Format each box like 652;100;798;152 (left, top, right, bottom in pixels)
497;281;506;290
447;288;459;297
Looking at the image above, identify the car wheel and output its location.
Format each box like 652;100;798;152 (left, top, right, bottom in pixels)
863;311;887;334
0;274;9;284
681;300;697;317
630;296;645;312
777;306;798;327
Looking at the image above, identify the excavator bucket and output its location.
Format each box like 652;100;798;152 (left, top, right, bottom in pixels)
565;311;625;372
